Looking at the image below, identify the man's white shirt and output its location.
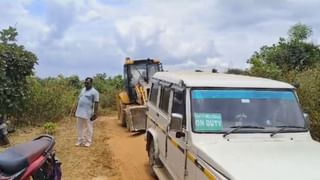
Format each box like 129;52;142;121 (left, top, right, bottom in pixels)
75;87;99;119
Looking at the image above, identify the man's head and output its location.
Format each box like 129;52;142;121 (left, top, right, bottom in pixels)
85;77;93;90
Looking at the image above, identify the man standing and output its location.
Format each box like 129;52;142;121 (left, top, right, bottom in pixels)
75;77;99;147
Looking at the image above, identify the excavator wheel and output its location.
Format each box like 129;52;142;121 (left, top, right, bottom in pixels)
118;102;127;127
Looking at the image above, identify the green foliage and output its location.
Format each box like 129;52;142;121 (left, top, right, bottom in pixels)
20;76;79;125
294;65;320;140
248;23;320;74
225;68;248;75
247;23;320;140
296;66;320;122
10;73;123;125
248;56;282;80
0;26;18;44
0;27;125;127
288;23;312;42
43;122;57;135
92;73;124;111
0;26;37;117
65;75;82;89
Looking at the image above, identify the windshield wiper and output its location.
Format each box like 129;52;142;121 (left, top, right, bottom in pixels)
270;125;306;137
223;125;265;138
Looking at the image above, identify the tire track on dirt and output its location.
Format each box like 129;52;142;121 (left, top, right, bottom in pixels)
105;115;155;180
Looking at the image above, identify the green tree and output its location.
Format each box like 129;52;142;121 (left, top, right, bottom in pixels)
0;26;18;44
0;26;38;117
248;50;282;80
288;23;312;42
248;23;320;77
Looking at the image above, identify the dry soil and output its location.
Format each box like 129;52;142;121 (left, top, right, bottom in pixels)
1;113;154;180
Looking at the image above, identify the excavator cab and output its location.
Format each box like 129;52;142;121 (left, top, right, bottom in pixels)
123;58;163;104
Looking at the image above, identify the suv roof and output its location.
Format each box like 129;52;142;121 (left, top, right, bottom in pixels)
153;71;294;89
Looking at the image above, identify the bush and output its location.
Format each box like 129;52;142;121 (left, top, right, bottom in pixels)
295;65;320;139
18;76;79;125
43;122;57;135
296;66;320;123
6;73;123;127
93;74;124;112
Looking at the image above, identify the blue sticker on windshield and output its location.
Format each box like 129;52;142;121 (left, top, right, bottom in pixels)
192;90;295;100
194;113;223;132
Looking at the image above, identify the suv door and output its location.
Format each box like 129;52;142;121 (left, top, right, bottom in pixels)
147;82;168;160
156;85;171;160
167;89;187;180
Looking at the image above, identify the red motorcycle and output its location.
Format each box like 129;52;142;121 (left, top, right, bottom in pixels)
0;135;61;180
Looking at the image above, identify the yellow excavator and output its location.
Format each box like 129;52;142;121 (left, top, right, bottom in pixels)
117;57;163;131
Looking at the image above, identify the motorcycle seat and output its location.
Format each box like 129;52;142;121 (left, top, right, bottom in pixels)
0;136;53;175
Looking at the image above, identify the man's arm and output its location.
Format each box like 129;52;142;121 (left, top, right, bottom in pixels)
92;90;99;120
90;101;99;121
94;102;99;116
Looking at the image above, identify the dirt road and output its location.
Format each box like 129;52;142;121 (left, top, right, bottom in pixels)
106;115;155;180
1;113;154;180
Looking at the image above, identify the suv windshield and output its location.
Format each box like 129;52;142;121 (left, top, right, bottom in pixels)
191;89;306;133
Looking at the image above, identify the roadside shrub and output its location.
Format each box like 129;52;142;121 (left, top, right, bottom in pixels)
43;122;57;135
19;76;79;125
6;73;123;127
296;66;320;122
295;65;320;140
93;74;124;112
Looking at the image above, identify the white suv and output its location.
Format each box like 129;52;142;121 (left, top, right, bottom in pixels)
145;71;320;180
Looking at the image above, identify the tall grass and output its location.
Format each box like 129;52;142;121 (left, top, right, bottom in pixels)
13;74;123;126
18;76;78;125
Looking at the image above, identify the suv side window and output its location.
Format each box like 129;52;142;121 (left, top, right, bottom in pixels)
159;86;171;114
149;82;159;105
172;90;186;127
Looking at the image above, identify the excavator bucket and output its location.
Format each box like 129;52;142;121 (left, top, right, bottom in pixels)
125;105;147;132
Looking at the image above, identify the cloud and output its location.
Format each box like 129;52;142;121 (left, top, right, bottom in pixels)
1;0;320;78
43;1;77;41
114;6;220;66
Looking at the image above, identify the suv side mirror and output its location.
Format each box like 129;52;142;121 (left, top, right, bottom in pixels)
170;113;183;131
304;113;310;129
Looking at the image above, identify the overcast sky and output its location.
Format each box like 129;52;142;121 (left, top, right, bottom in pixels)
1;0;320;78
